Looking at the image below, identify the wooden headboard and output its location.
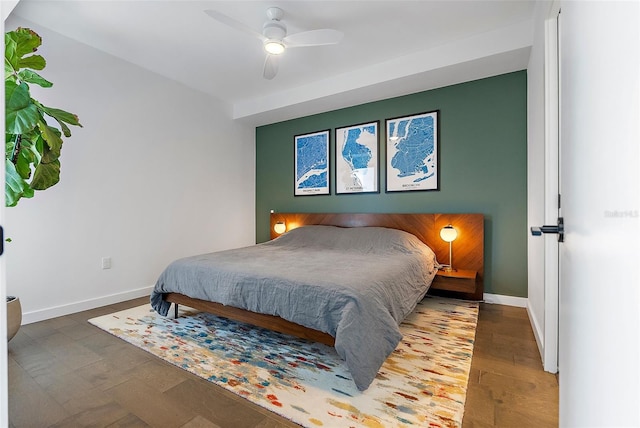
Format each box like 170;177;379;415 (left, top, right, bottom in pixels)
270;212;484;300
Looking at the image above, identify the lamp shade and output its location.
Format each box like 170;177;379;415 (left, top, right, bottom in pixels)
273;221;286;234
440;224;458;242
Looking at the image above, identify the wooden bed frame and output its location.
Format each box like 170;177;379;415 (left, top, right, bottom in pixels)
164;212;484;347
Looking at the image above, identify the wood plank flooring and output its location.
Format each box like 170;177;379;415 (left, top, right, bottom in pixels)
8;298;558;427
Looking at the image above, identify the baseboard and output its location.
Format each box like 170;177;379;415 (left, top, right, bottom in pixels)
482;293;527;308
23;288;528;323
22;285;154;325
526;301;545;359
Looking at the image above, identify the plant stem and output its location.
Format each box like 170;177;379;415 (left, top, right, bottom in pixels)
10;134;22;164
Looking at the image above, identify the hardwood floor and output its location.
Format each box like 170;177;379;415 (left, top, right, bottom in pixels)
463;303;559;427
8;298;558;427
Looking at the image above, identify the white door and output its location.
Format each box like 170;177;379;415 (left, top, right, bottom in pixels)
558;1;640;426
0;10;8;427
1;7;11;426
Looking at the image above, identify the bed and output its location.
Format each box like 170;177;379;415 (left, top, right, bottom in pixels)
150;212;484;391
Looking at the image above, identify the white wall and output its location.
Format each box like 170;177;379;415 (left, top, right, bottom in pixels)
5;16;256;323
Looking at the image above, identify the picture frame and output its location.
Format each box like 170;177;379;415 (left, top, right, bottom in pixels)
294;129;330;196
334;121;380;194
385;110;439;192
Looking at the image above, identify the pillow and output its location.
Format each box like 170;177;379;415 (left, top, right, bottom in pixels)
270;224;436;260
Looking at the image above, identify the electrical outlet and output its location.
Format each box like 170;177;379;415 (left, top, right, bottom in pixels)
101;257;112;269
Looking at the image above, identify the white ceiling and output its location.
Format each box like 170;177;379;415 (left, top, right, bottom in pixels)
10;0;536;126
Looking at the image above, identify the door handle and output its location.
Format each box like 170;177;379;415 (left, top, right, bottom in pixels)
531;217;564;242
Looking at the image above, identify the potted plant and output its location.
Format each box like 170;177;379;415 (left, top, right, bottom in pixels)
5;27;82;340
6;296;21;342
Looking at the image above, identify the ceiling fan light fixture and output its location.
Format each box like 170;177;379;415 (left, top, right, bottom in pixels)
264;40;285;55
205;7;342;79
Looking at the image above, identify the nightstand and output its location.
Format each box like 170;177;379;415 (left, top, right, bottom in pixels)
431;269;478;293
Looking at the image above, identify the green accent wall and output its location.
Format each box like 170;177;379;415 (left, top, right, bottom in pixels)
256;71;527;297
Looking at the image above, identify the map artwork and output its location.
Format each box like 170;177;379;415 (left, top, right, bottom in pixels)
335;122;379;194
386;111;439;192
294;130;330;195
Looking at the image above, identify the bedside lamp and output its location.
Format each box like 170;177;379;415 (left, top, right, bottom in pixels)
440;224;458;272
273;221;286;234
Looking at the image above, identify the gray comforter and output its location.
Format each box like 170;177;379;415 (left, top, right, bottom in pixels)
150;225;437;390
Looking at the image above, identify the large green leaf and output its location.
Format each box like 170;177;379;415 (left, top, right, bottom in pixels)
38;105;82;138
30;158;60;190
39;105;82;127
17;69;52;88
5;28;42;75
15;149;33;180
4;34;18;71
5;134;31;179
18;54;45;71
5;57;16;80
56;120;71;138
5;28;41;60
37;121;62;158
5;159;34;207
5;81;39;134
5;28;44;72
20;132;42;167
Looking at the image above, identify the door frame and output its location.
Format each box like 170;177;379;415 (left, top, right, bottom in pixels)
542;2;561;373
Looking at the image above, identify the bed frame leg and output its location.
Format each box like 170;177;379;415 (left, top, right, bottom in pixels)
174;303;179;319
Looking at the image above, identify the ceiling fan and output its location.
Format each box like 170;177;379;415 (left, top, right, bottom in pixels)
204;7;343;80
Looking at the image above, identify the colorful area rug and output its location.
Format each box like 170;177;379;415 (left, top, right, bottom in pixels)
89;297;478;427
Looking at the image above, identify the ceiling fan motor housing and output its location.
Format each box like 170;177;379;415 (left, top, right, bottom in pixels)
266;6;284;21
263;21;286;40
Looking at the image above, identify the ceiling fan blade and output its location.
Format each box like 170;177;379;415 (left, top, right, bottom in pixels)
263;54;279;80
284;29;343;48
204;10;266;42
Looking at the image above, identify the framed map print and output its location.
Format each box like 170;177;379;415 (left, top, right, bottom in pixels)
385;110;439;192
294;129;330;196
335;121;379;194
